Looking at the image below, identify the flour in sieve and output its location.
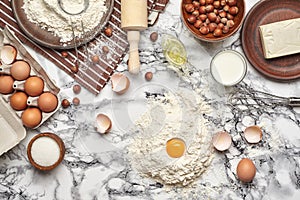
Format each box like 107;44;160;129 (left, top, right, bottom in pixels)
128;90;214;186
22;0;107;43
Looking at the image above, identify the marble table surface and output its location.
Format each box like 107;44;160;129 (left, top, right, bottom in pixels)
1;0;300;199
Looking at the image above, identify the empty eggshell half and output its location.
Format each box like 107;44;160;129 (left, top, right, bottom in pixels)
95;114;112;134
111;73;130;94
0;45;17;64
244;125;262;144
212;131;232;151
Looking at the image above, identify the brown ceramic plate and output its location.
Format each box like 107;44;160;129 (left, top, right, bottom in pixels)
11;0;114;49
241;0;300;81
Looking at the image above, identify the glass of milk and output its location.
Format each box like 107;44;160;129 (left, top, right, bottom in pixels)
210;50;247;86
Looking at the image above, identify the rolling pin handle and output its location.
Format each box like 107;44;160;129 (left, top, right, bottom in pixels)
127;31;141;74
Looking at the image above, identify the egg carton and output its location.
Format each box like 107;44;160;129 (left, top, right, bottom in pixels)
0;27;60;156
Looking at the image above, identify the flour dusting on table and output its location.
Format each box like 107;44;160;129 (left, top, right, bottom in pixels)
128;90;214;186
23;0;107;42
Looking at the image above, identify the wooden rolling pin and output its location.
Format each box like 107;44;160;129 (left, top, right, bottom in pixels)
121;0;148;74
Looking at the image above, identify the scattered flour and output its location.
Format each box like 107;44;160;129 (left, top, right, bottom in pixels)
128;89;214;186
22;0;107;42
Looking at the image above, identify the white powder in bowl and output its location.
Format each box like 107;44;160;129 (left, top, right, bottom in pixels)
22;0;107;42
128;90;214;186
31;136;61;167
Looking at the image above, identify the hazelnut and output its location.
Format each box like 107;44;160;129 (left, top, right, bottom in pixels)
104;27;113;37
206;0;214;4
102;46;109;54
91;55;100;64
199;26;209;34
226;19;235;28
185;4;195;13
213;28;222;37
200;0;206;5
192;10;200;17
199;6;206;14
222;25;230;33
61;99;70;108
214;9;218;15
71;65;79;73
145;72;153;81
198;14;207;21
205;5;214;13
215;16;221;24
72;97;80;106
192;1;200;9
207;12;217;22
227;0;237;6
220;0;226;6
219;10;227;18
221;17;228;24
223;5;229;12
187;15;197;24
73;84;81;94
227;13;234;20
205;18;210;24
208;23;217;32
229;6;239;15
150;32;158;42
213;1;221;8
194;20;203;28
217;23;225;29
61;51;68;58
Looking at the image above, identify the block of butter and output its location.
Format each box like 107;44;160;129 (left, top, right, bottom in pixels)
259;18;300;59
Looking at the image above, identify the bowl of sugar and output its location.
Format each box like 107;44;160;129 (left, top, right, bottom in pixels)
27;132;65;171
210;50;247;86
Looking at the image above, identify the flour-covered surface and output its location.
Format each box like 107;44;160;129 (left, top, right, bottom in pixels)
1;0;300;199
23;0;107;43
128;90;214;186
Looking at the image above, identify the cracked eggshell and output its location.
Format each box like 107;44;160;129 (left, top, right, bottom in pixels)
0;45;17;64
95;114;112;134
111;73;130;94
212;131;232;151
244;125;262;144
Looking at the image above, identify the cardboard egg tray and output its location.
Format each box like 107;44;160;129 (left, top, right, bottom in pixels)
0;27;60;156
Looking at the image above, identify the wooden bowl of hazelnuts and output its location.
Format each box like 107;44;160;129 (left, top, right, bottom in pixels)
181;0;245;42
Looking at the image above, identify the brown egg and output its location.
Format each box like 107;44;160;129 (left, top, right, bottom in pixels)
21;107;42;128
38;92;58;113
10;60;31;81
0;75;14;94
236;158;256;183
10;91;28;111
24;76;44;97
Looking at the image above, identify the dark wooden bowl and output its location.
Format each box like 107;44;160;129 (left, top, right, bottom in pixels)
181;0;245;42
27;132;65;171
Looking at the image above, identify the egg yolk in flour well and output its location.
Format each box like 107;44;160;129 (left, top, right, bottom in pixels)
166;138;186;158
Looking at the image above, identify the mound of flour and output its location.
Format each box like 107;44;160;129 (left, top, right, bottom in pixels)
23;0;107;42
128;89;214;186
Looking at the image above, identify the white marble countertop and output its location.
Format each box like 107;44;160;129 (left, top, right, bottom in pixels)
1;0;300;199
